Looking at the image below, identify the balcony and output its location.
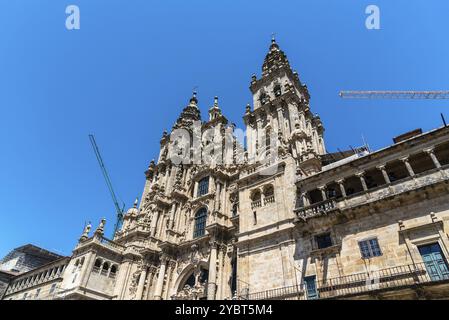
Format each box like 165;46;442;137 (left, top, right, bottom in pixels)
237;262;449;300
264;194;275;205
294;165;449;223
242;284;304;300
251;199;262;209
294;198;338;221
316;262;446;299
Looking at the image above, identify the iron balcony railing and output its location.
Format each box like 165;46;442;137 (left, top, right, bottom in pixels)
316;262;443;299
239;262;449;300
243;284;304;300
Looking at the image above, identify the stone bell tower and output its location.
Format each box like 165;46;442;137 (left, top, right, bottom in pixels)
244;37;326;176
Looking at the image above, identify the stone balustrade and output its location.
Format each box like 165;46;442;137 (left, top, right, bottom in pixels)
5;258;69;295
294;198;338;221
251;199;262;209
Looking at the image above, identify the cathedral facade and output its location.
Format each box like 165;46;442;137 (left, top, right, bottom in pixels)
3;38;449;300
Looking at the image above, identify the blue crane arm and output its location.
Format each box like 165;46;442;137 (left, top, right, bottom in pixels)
88;134;124;237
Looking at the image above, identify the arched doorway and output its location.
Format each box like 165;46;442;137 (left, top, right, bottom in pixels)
171;263;209;300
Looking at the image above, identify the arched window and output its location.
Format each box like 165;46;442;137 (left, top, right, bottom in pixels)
94;259;102;268
101;262;110;275
193;208;207;238
251;190;261;202
274;84;282;97
197;177;209;196
185;273;196;287
250;190;262;209
110;265;117;274
93;258;102;273
263;185;274;197
110;265;118;278
259;91;268;105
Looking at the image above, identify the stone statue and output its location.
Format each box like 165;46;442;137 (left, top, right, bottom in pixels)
79;221;92;242
95;218;106;236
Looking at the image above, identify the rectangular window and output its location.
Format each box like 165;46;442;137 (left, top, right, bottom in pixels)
358;238;382;258
315;233;332;249
197;177;209;197
35;288;41;298
304;275;318;300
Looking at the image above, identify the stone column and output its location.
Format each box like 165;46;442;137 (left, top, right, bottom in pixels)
169;203;176;229
79;251;96;288
164;167;171;191
400;156;415;177
424;147;441;169
217;182;222;210
174;206;182;232
163;261;175;300
256;118;262;156
301;191;310;207
376;164;391;184
216;245;226;299
154;255;168;300
318;186;327;201
214;182;221;211
150;211;160;236
145;268;156;300
115;259;132;299
336;179;347;197
267;112;273;128
246;122;253;159
221;181;227;213
136;265;147;300
193;181;199;197
277;107;284;137
356;172;368;191
207;240;218;300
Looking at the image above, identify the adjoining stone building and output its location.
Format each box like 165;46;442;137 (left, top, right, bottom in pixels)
3;38;449;300
0;244;64;299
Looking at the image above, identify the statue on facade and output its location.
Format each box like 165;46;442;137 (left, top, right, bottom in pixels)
79;221;92;242
94;218;106;237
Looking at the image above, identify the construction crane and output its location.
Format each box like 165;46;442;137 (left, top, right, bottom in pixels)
339;91;449;99
89;134;125;239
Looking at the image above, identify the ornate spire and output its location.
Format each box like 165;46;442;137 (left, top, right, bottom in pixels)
189;91;198;106
270;33;279;50
209;96;223;121
173;91;202;129
210;96;220;111
261;36;291;77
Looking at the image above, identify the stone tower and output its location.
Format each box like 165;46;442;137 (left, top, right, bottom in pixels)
244;36;326;176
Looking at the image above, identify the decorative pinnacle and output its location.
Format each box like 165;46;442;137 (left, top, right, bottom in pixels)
133;198;138;208
189;91;198;105
214;96;219;106
270;33;279;51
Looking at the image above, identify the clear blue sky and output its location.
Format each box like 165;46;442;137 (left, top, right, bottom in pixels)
0;0;448;258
